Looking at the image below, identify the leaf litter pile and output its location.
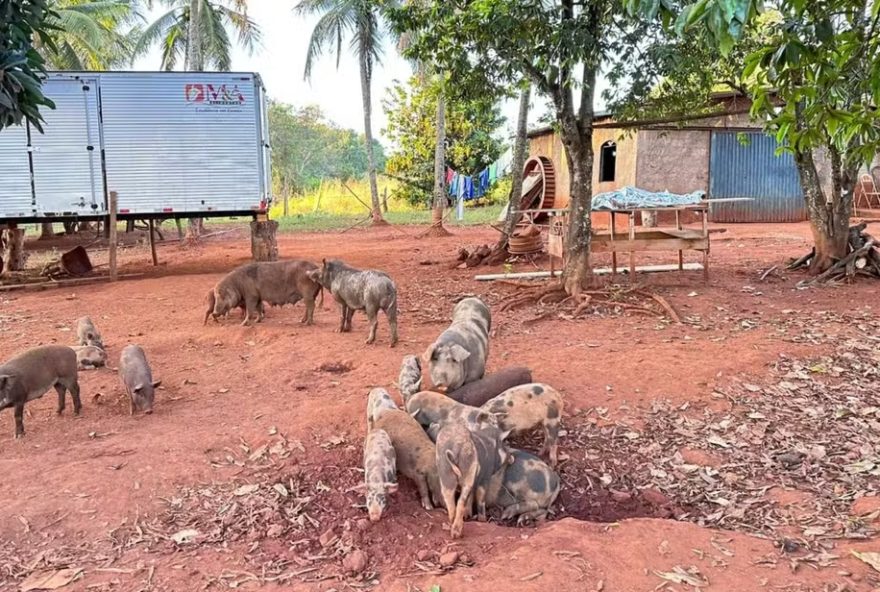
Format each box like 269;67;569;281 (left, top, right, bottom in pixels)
556;313;880;551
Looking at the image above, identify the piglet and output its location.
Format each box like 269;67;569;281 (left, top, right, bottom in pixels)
446;366;533;407
118;345;160;415
366;387;398;430
397;355;422;404
363;428;398;522
0;345;81;438
481;383;564;466
77;316;104;349
486;449;560;523
436;422;511;538
72;345;107;370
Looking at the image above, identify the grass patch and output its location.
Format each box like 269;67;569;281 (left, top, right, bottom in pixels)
271;204;503;233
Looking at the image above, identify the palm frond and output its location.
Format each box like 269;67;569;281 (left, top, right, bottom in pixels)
214;4;262;53
131;7;182;62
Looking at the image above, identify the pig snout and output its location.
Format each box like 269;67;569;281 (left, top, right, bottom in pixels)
143;407;153;415
366;494;386;522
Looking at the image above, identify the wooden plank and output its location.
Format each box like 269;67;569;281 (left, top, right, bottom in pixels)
108;191;118;281
610;212;617;277
591;238;710;253
474;263;704;281
0;273;144;293
676;210;683;272
148;218;158;266
628;212;636;280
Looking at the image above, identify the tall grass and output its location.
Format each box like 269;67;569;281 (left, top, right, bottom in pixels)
268;178;505;233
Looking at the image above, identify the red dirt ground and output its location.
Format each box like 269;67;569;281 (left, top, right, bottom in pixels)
1;221;879;592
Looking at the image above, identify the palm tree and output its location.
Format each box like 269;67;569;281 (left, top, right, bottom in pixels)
38;0;138;71
135;0;260;238
134;0;261;71
295;0;390;225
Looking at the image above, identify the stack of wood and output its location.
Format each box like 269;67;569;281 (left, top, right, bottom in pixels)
788;222;880;283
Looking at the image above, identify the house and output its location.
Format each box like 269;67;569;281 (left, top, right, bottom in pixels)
527;92;832;223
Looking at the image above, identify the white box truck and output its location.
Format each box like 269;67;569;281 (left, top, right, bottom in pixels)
0;71;271;222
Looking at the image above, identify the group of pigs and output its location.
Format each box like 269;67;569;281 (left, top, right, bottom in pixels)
362;297;565;538
0;316;160;438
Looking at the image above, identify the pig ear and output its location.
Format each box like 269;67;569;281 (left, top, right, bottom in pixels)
133;383;144;394
152;380;162;389
0;374;12;389
386;482;399;494
421;344;435;364
499;429;512;441
450;344;471;363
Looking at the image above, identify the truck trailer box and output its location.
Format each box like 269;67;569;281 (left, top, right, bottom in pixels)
0;71;271;222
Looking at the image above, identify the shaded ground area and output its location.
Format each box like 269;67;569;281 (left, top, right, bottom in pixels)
1;221;879;591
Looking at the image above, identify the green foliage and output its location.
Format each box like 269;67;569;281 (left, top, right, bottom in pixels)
269;102;386;197
41;0;139;70
382;74;504;207
0;0;56;132
134;0;261;70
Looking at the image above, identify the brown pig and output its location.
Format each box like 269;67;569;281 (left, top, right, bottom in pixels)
0;345;81;438
481;383;564;466
363;428;398;522
366;387;398;430
486;449;560;523
446;366;533;407
372;409;442;511
435;422;511;538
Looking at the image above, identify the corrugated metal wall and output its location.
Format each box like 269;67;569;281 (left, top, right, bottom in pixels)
32;77;104;216
99;72;265;214
0;123;34;218
709;131;806;222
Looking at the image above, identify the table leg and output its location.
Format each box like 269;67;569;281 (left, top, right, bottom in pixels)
675;210;683;272
702;208;709;282
610;213;617;278
629;212;636;282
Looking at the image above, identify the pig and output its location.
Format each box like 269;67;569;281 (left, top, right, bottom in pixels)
118;345;161;415
486;449;560;523
76;316;104;349
363;428;398;522
372;408;442;510
446;366;533;407
481;383;564;466
205;260;323;326
405;390;497;436
309;259;398;347
72;345;107;369
397;355;422;404
435;422;511;538
366;387;398;430
424;297;491;392
0;345;81;438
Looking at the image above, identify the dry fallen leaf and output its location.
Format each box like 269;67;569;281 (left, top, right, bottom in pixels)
20;568;83;591
233;484;260;496
654;565;709;588
852;551;880;572
171;529;199;545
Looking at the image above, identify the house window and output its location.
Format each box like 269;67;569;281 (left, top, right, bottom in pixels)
599;141;616;182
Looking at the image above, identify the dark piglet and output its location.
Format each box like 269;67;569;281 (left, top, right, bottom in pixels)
310;259;398;347
446;366;533;407
118;345;161;415
0;345;81;438
205;260;323;326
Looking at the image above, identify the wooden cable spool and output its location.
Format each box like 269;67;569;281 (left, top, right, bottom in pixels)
518;156;557;223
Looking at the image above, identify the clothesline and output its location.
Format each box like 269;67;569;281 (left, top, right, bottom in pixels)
446;146;514;203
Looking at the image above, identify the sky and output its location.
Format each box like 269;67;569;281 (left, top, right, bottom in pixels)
131;0;609;148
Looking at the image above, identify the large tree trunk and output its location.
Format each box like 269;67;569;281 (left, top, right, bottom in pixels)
359;45;385;225
557;66;597;296
494;84;531;254
39;222;54;240
425;85;450;237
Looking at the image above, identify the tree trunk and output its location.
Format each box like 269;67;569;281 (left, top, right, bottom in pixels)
558;67;597;296
493;84;531;255
425;84;451;237
250;220;278;262
184;0;205;239
359;45;385;225
1;225;26;275
39;222;54;240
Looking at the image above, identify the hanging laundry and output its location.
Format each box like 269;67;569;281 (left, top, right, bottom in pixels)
448;172;460;196
446;167;454;186
488;163;498;183
463;176;475;201
478;168;490;195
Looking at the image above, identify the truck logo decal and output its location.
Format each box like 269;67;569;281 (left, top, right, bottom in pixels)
185;83;245;106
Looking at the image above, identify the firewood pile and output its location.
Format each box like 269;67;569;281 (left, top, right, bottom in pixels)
787;223;880;283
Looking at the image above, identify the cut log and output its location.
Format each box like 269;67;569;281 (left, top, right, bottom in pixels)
445;367;533;407
813;240;875;284
250;220;278;262
787;248;815;270
1;225;26;275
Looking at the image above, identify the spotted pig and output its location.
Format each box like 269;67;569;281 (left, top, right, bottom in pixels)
363;428;398;522
481;383;564;466
424;297;490;392
486;449;560;523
